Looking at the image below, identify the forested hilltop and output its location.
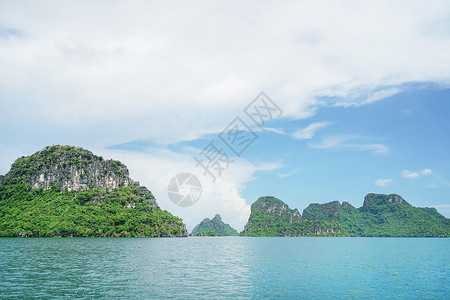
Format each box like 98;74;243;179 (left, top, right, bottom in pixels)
191;214;238;236
0;145;187;237
302;193;450;237
242;195;449;237
242;196;348;237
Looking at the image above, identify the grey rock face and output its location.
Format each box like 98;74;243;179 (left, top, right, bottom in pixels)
1;145;138;192
363;193;406;208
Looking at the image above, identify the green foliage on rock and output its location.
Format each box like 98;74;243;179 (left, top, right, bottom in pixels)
4;145;134;192
193;231;221;237
191;214;238;236
302;193;450;237
0;178;187;237
242;196;348;237
0;145;187;237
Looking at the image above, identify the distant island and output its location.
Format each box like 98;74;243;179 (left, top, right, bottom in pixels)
1;145;448;238
0;145;187;237
242;195;449;237
242;196;348;237
302;193;450;237
191;214;238;236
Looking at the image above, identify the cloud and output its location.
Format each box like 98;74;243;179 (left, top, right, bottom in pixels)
96;146;279;232
421;169;433;175
0;25;25;40
293;122;332;140
0;1;450;229
310;135;390;154
253;127;286;135
277;168;301;178
1;1;450;150
335;87;402;107
375;178;392;186
401;168;433;179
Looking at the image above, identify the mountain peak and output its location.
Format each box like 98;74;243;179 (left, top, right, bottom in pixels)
363;193;407;208
243;196;346;237
253;196;302;218
1;145;137;193
302;193;448;237
191;214;238;236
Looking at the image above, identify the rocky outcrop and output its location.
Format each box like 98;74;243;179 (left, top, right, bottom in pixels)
242;196;347;237
302;200;344;221
191;214;239;236
1;145;137;192
362;193;406;208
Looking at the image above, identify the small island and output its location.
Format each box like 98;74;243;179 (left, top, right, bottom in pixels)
191;214;238;236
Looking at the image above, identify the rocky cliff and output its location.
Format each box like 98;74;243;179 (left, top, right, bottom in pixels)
1;145;137;192
242;196;347;237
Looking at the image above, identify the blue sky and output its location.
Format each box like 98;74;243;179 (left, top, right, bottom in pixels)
1;1;450;230
241;84;450;212
111;83;450;219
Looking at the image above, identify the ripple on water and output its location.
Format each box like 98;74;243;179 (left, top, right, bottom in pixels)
0;237;448;298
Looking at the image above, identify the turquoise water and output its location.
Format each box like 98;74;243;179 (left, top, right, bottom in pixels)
0;237;448;299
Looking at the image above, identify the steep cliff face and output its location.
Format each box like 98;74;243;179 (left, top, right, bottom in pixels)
242;196;347;237
1;145;136;192
0;145;187;237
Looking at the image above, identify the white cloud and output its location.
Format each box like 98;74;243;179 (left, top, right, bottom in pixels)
277;168;301;178
421;168;433;175
401;168;433;179
1;1;450;149
293;122;332;140
310;135;390;154
253;127;286;135
96;147;280;232
1;1;450;228
375;178;392;186
402;170;419;179
335;88;402;107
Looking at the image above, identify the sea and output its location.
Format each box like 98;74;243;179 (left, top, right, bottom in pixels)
0;237;448;299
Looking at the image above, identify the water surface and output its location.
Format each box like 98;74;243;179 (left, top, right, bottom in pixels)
0;237;448;298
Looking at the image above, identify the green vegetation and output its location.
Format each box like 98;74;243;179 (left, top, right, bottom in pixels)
0;145;188;237
10;146;93;177
193;231;220;237
3;146;448;238
191;214;238;236
302;193;450;237
8;145;129;185
0;181;187;238
242;196;348;237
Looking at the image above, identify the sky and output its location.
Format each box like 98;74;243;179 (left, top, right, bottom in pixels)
1;1;449;231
